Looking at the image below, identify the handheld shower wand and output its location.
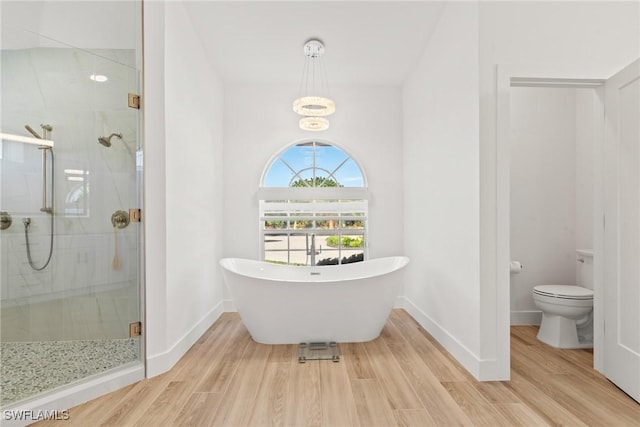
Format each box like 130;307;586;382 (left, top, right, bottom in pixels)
25;125;42;139
23;124;55;271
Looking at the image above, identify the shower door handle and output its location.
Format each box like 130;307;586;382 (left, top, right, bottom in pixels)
111;210;130;229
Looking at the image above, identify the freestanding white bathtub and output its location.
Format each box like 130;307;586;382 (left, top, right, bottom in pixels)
219;256;410;344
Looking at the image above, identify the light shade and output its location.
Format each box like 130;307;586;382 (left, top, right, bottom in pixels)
299;117;329;132
293;96;336;117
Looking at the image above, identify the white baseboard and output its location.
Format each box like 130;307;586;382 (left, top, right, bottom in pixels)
401;297;506;381
510;310;542;325
401;297;481;378
2;364;144;427
146;300;224;377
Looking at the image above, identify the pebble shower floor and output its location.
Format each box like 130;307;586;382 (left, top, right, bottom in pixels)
0;338;138;406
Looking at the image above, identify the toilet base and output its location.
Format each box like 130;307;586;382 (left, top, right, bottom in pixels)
537;313;593;349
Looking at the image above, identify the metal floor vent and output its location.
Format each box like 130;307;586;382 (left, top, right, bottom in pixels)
298;342;340;363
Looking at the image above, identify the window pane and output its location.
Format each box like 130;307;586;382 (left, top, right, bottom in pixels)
315;145;347;174
316;250;364;265
323;234;364;248
264;220;287;230
263;159;295;187
341;219;365;229
264;233;288;264
289;233;310;266
290;168;313;187
341;251;364;264
290;168;335;187
333;158;365;187
280;145;314;173
316;219;338;229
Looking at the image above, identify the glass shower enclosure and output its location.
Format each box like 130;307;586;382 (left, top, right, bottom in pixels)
0;2;143;409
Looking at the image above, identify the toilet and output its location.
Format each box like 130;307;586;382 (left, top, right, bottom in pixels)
532;250;594;349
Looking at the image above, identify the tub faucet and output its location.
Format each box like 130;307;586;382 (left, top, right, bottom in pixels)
307;233;322;266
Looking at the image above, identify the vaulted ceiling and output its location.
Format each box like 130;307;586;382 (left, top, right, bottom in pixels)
184;1;446;86
1;1;446;86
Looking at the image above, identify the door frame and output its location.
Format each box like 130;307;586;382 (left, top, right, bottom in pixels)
496;64;606;373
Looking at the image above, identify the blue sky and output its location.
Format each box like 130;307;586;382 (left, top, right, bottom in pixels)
263;144;364;187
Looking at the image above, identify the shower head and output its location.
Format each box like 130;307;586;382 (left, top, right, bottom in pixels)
98;133;122;147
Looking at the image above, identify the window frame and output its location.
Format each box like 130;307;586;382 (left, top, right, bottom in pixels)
259;140;369;266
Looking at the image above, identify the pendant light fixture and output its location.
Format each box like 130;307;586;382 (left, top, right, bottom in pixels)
293;39;335;131
299;117;330;132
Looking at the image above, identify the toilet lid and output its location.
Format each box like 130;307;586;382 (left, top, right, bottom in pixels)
533;285;593;300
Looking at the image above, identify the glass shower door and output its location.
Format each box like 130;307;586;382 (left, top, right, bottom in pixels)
0;26;142;407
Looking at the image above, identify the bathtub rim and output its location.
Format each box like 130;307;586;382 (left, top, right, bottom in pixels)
219;256;409;283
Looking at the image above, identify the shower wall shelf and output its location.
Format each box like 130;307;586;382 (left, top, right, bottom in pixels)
0;132;54;147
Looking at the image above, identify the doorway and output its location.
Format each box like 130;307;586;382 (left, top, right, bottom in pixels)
496;70;605;369
496;60;640;403
508;84;600;330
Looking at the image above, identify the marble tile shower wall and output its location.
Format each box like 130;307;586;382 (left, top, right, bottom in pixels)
0;48;139;328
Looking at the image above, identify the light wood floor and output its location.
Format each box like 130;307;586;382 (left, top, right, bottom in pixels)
34;309;640;426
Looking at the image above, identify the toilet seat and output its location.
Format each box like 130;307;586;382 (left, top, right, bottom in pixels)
533;285;593;300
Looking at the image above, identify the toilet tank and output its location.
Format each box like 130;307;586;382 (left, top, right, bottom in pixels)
576;249;594;290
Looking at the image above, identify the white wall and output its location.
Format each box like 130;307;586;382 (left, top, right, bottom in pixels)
480;0;639;378
509;87;576;323
509;87;596;325
141;0;168;374
144;1;225;376
402;2;483;377
222;84;404;288
575;89;596;251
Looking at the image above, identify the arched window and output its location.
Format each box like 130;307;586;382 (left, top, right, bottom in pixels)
262;141;365;188
259;141;368;266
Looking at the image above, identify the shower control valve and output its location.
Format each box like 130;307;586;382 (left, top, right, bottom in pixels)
0;211;12;230
111;210;130;229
